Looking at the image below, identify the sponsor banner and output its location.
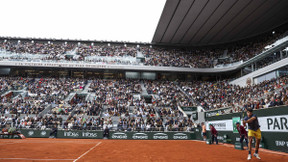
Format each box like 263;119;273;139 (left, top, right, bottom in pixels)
206;120;233;131
173;133;188;140
20;129;102;139
232;117;241;133
206;115;288;132
275;141;288;148
153;133;169;140
258;115;288;132
205;107;232;118
40;131;48;137
63;131;80;138
181;107;197;112
13;62;108;69
0;134;22;139
110;132;192;140
132;133;148;140
61;131;101;139
111;132;128;139
27;130;35;137
20;130;50;138
82;132;98;138
19;129;194;140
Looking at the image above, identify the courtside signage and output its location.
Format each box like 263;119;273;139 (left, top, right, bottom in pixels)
82;132;98;138
28;131;34;136
40;131;47;136
259;115;288;132
173;133;188;140
19;130;193;140
153;133;168;139
111;132;128;139
64;131;79;137
132;133;148;140
232;117;241;133
207;115;288;132
206;120;233;131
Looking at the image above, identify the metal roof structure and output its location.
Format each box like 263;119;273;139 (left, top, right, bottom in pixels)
152;0;288;46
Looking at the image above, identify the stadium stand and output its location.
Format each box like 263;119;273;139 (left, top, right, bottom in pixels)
0;73;287;131
0;23;288;133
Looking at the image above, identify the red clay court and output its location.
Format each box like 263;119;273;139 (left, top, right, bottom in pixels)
0;138;288;162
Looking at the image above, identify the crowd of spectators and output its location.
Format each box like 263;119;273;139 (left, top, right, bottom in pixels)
142;47;219;68
180;74;288;112
131;97;157;118
72;100;103;116
63;115;107;130
117;116;195;132
117;116;164;131
143;80;191;120
1;27;287;68
0;114;63;129
163;117;195;131
0;77;27;94
143;30;287;68
0;40;74;61
89;79;142;117
77;44;137;58
0;74;288;131
0;77;86;115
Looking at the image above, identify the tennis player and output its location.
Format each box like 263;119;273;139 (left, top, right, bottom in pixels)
243;108;261;160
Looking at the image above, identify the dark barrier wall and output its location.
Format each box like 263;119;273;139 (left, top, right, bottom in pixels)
109;131;194;140
204;106;288;153
19;129;195;140
19;129;104;139
0;134;22;139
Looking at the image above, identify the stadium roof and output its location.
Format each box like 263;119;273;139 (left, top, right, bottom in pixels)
152;0;288;46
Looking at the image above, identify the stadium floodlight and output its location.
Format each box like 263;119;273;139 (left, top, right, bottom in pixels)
124;44;127;47
48;41;50;44
18;40;21;44
272;31;275;34
137;45;140;48
4;39;7;43
108;43;111;47
91;42;94;46
150;45;152;48
31;40;34;43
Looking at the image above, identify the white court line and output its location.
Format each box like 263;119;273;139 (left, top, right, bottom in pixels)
73;142;102;162
0;158;74;161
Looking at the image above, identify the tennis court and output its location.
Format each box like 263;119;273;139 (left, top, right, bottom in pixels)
0;138;287;162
